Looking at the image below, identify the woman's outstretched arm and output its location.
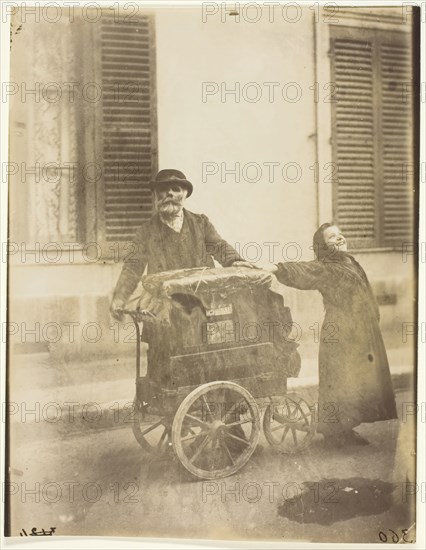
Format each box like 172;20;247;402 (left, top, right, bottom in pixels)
274;261;327;290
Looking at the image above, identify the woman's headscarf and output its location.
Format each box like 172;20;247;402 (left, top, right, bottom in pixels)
313;222;333;261
313;222;352;264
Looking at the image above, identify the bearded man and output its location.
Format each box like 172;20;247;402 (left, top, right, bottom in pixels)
110;169;247;319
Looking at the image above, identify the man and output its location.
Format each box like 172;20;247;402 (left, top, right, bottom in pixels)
110;168;247;319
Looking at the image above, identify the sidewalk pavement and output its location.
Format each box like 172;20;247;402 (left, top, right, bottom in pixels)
8;346;415;440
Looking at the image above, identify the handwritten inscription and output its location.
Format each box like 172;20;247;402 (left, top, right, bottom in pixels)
20;527;56;536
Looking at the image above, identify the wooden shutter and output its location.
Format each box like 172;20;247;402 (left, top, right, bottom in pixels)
330;27;414;249
331;36;376;246
380;41;413;245
99;15;157;242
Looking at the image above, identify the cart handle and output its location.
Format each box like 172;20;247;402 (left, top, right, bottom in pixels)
119;309;156;378
120;308;157;322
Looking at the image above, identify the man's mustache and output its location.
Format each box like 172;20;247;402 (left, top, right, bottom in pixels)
158;199;181;205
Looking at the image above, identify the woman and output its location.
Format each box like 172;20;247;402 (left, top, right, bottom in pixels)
271;223;397;447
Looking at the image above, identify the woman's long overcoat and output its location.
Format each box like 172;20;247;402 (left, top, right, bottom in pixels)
275;254;397;434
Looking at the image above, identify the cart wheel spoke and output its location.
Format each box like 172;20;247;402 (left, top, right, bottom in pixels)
184;413;209;428
298;405;311;425
189;434;211;464
285;400;292;417
286;403;299;423
157;427;169;448
291;426;298;445
280;425;290;443
201;395;216;420
220;439;235;466
222;401;238;419
271;423;287;433
225;418;254;428
140;419;164;437
181;430;209;442
273;418;309;432
224;432;250;446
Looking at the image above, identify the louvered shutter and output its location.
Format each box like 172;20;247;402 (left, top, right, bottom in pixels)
331;37;376;246
330;27;414;249
99;15;156;242
381;41;413;245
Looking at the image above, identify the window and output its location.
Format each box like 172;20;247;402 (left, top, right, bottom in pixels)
330;26;415;249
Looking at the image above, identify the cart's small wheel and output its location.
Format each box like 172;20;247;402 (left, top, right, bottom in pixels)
263;393;316;453
172;381;261;479
131;396;173;454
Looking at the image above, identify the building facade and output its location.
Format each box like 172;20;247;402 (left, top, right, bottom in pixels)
7;5;417;362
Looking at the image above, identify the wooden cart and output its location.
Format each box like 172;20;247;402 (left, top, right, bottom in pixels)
122;266;316;479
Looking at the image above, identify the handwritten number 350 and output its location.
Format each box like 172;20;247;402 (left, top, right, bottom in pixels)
379;529;413;543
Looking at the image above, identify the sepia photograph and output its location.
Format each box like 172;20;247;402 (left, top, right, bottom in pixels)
1;0;424;547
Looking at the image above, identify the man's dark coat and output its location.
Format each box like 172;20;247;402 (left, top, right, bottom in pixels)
113;209;243;302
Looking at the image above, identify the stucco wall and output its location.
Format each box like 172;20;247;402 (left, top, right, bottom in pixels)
155;7;318;254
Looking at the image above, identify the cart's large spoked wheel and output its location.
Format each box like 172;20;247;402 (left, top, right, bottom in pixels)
172;382;261;479
131;397;173;454
263;393;316;453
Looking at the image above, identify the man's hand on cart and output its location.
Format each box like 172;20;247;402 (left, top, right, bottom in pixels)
110;297;126;321
110;298;157;323
232;261;259;269
125;308;157;322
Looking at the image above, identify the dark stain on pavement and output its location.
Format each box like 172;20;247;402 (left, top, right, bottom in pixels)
277;477;396;525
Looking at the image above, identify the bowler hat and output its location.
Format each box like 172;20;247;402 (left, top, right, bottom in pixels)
149;169;193;197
